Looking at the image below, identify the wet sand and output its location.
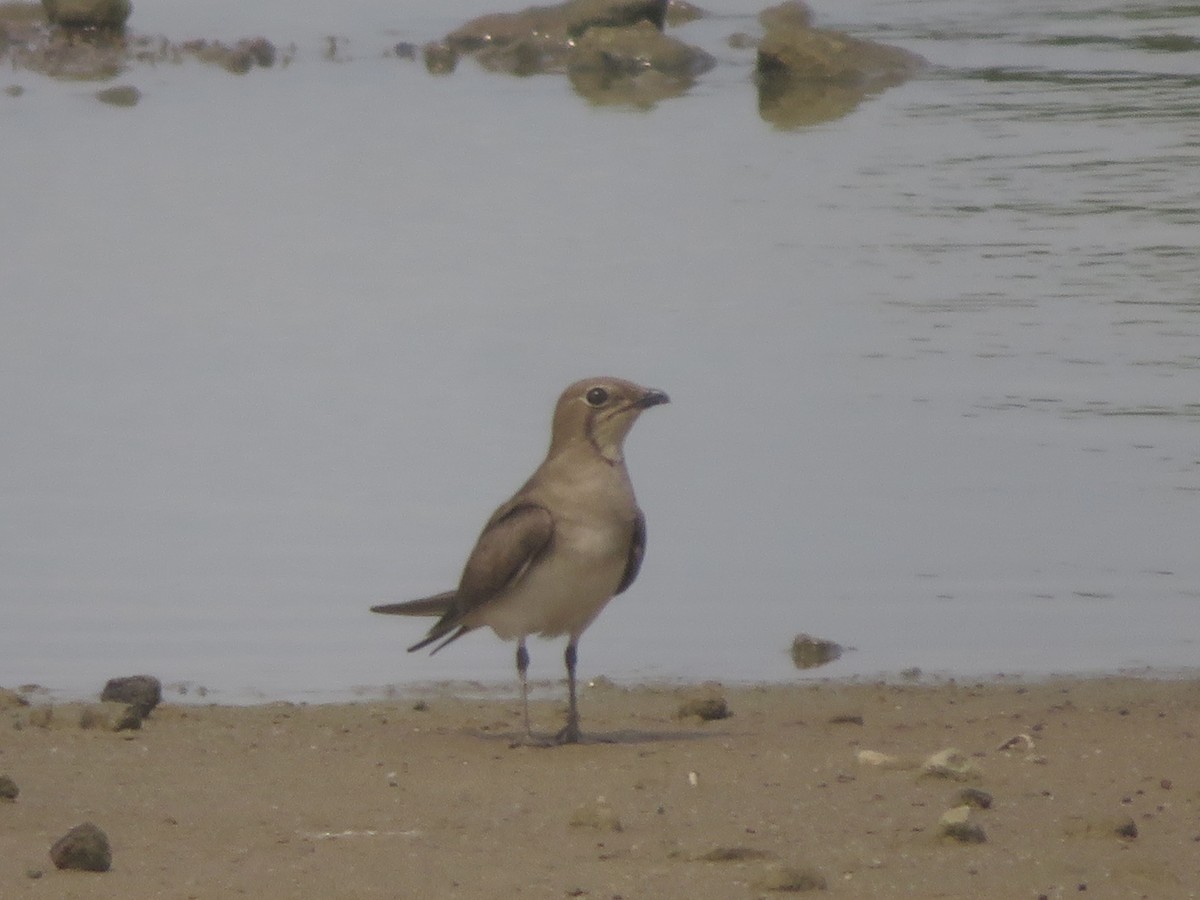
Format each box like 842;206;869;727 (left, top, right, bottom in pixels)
1;676;1197;898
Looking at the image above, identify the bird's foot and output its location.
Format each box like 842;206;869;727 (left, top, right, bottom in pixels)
554;721;582;745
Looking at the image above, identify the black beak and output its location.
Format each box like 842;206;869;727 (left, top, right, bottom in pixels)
636;388;670;409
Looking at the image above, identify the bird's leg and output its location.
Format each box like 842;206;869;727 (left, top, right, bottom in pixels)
516;638;532;739
555;639;582;744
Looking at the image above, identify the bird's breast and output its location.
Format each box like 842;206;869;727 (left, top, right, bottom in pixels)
471;515;633;641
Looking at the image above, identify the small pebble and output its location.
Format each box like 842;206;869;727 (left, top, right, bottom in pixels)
752;863;828;892
996;733;1034;752
939;806;987;844
1113;816;1138;839
49;822;112;872
422;41;457;75
789;634;843;669
95;85;140;107
922;748;980;782
697;846;774;862
569;799;622;832
957;787;992;809
827;713;863;726
676;697;730;721
78;702;142;731
856;749;914;770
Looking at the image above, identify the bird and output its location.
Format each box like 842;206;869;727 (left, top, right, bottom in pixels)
371;377;669;744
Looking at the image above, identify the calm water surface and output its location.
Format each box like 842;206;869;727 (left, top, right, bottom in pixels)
2;0;1197;701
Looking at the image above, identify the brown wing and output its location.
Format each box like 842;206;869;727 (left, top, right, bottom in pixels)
614;508;646;595
408;503;554;653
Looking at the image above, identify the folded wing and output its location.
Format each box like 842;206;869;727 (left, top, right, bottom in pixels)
405;503;554;654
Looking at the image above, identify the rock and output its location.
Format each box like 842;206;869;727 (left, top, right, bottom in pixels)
42;0;131;29
789;634;842;669
569;798;623;831
476;32;570;76
943;823;988;845
0;686;31;709
996;733;1034;752
756;2;924;84
566;21;714;108
0;774;18;800
443;0;703;93
322;35;344;62
113;705;142;734
754;0;924;129
827;713;863;726
856;749;915;770
569;65;683;108
178;37;276;74
957;786;993;809
79;701;143;731
422;40;457;75
664;0;704;26
94;83;138;105
101;674;160;717
49;822;112;872
697;846;775;862
1108;820;1137;844
235;36;274;67
9;26;126;79
1064;814;1138;840
5;84;25;96
1113;816;1138;839
921;748;980;782
676;694;730;721
114;705;143;730
569;21;714;77
759;0;812;31
78;704;109;729
447;0;668;54
939;805;987;843
751;863;828;892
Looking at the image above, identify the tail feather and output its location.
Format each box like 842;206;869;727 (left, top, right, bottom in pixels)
372;590;471;655
408;624;471;654
370;590;456;617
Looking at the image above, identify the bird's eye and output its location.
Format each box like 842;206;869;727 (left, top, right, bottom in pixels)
585;386;609;407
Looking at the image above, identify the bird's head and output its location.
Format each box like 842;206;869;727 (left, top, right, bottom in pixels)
549;377;669;464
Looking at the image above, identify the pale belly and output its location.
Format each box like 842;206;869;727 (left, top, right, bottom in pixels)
468;528;627;641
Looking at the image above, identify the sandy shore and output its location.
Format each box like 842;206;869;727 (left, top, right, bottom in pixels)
1;676;1197;898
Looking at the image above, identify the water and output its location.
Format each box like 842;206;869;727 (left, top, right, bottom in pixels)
2;0;1198;701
